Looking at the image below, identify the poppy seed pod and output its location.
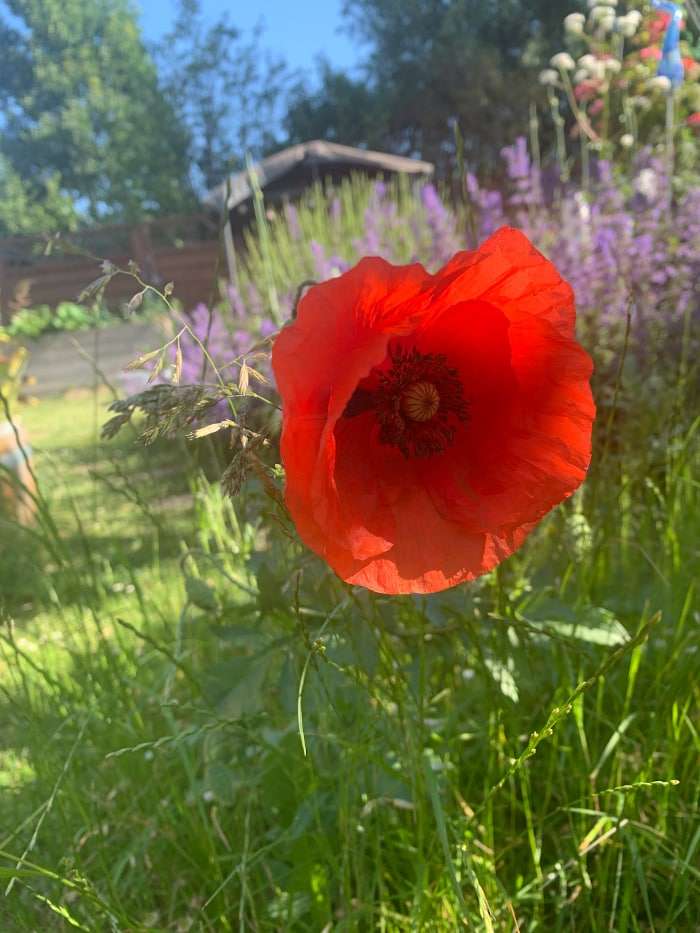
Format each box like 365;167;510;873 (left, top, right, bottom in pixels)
273;228;596;595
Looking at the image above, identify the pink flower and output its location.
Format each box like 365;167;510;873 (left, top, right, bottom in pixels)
640;47;663;62
574;79;603;102
687;112;700;129
589;99;605;116
649;11;671;43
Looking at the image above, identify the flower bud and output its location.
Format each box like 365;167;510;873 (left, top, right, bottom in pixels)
620;133;634;148
603;58;622;73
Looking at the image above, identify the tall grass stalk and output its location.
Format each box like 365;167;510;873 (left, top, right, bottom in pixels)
0;172;698;928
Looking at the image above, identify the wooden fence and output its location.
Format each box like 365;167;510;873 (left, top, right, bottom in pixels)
0;215;224;323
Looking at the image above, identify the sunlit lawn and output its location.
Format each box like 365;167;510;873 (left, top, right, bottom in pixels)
1;374;699;929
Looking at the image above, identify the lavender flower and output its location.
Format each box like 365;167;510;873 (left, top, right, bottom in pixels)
420;184;459;266
284;203;302;241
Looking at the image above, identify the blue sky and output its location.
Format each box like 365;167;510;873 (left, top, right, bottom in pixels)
137;0;362;77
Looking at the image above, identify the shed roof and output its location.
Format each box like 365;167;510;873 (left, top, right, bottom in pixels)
205;140;434;211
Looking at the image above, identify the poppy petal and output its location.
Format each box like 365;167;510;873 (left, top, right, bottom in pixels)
273;228;595;595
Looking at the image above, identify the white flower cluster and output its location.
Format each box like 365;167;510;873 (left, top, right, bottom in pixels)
539;68;561;86
589;5;617;33
616;10;643;37
564;4;642;38
577;54;608;81
635;167;659;200
564;12;586;35
648;75;672;92
551;52;576;70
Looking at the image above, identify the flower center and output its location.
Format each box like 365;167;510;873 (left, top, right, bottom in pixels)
401;381;440;422
342;346;469;459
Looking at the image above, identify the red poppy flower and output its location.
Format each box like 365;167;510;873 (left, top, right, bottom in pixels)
272;227;595;595
688;112;700;128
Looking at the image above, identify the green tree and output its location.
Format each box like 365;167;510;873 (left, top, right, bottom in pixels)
285;62;387;150
0;0;195;235
0;156;77;235
286;0;572;171
158;0;290;193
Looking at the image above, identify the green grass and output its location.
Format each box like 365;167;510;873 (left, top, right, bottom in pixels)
0;344;698;931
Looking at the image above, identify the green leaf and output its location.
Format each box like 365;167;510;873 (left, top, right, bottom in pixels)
524;603;630;647
256;563;286;613
205;654;272;719
185;576;219;612
204;761;239;806
351;616;379;677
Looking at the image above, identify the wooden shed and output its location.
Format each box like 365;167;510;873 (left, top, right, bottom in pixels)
205;139;435;234
0;141;434;320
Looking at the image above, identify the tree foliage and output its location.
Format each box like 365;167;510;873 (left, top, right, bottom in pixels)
286;0;573;170
0;155;77;236
285;63;387;150
0;0;194;234
157;0;291;193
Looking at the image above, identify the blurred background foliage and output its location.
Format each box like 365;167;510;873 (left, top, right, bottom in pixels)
0;0;660;235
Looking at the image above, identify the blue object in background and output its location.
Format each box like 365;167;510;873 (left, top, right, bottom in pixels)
652;0;685;87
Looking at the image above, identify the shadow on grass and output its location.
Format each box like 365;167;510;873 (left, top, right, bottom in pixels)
0;424;225;618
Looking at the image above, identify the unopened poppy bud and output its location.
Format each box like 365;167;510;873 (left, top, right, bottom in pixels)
551;52;577;70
